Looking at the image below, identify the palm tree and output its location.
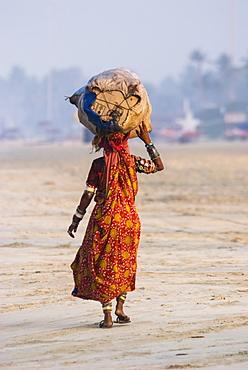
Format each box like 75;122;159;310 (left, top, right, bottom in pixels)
216;53;235;102
190;49;206;108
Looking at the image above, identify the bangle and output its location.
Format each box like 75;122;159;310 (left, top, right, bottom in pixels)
146;143;160;160
145;142;154;147
72;214;82;224
75;212;84;219
76;206;86;216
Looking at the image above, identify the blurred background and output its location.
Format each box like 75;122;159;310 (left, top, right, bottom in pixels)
0;0;248;143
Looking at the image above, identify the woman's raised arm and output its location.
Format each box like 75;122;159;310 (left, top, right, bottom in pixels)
136;122;164;171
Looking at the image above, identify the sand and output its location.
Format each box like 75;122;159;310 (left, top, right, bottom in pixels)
1;139;248;369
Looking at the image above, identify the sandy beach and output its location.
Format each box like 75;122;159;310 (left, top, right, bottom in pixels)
1;139;248;369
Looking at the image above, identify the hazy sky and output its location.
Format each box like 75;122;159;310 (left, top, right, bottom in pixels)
0;0;247;85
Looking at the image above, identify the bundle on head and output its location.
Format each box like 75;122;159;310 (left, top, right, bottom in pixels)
69;67;152;139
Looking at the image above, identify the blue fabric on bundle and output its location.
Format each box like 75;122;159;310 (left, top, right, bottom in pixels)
83;89;114;131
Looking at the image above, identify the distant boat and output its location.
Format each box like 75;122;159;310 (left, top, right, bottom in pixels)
176;99;201;142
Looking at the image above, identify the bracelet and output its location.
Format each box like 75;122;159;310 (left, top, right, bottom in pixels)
145;142;154;147
145;143;160;160
72;214;83;224
76;206;86;217
75;212;84;219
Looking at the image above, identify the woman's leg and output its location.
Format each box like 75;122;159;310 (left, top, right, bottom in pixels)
115;292;131;323
100;301;113;328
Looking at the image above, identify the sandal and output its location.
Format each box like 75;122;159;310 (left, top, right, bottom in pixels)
115;315;131;324
99;320;113;328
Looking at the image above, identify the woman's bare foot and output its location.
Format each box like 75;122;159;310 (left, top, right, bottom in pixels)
99;310;113;328
115;297;131;323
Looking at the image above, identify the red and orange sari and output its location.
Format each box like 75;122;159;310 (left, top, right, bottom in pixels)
71;133;155;303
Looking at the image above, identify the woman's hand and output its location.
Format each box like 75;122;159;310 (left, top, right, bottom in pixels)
136;121;164;172
67;222;78;238
136;122;152;144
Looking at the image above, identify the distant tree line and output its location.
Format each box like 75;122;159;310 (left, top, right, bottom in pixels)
148;50;248;128
0;67;84;139
0;50;247;139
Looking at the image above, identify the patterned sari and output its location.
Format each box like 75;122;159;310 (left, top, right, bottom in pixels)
71;134;156;303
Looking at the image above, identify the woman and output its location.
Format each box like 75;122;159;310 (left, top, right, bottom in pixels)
67;122;164;328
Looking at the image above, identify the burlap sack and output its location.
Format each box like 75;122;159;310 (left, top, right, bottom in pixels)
69;68;152;138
